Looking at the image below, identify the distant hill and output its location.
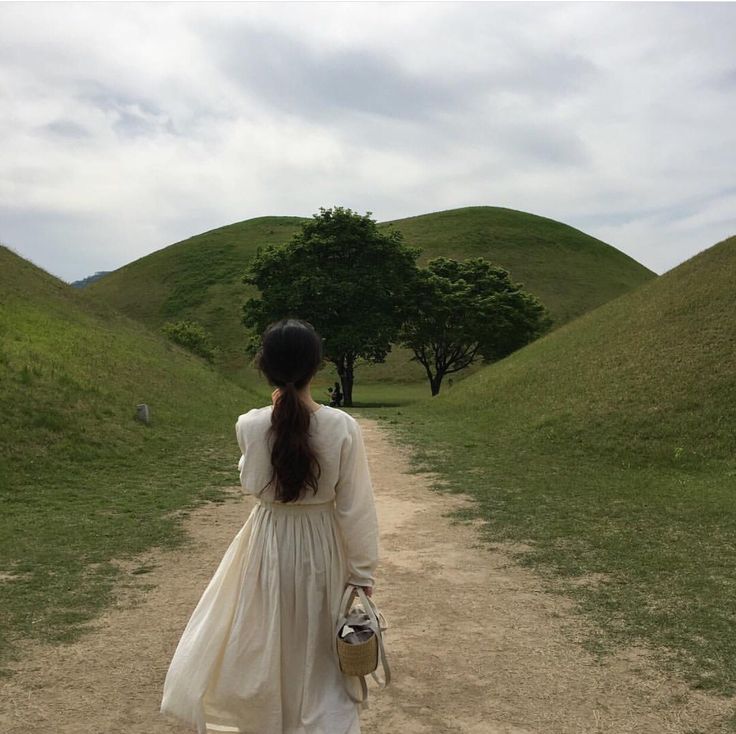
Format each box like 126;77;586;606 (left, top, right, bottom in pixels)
87;216;305;388
379;207;655;329
71;270;110;288
86;207;656;389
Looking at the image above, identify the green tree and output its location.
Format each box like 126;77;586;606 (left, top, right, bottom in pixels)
398;257;553;396
242;206;421;406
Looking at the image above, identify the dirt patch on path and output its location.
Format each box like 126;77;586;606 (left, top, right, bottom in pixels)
1;417;733;733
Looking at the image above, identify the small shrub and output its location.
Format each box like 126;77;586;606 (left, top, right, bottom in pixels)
161;320;218;364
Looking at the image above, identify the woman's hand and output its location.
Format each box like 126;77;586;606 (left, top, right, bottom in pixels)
355;584;373;598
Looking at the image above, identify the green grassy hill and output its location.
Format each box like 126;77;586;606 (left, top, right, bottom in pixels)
380;206;655;327
86;216;306;387
363;234;736;693
87;207;656;391
438;232;735;468
0;245;257;673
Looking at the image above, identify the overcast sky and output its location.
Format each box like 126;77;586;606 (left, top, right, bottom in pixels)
1;2;735;283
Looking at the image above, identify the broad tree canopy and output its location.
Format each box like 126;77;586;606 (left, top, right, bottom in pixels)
399;256;552;395
242;206;421;406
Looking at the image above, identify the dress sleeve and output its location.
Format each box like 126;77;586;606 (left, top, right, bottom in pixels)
334;417;380;588
235;413;249;476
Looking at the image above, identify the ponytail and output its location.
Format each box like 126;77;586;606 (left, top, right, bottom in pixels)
253;319;324;503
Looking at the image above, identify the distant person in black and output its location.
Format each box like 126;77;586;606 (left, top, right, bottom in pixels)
328;381;343;407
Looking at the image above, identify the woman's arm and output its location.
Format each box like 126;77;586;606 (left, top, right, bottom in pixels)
334;417;380;589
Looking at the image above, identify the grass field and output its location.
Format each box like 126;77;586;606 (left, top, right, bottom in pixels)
86;206;656;391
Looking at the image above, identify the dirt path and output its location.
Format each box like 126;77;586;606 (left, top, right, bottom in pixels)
1;417;733;733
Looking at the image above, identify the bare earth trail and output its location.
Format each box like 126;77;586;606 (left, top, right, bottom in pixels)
1;417;733;733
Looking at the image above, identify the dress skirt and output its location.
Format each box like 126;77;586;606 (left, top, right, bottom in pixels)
160;498;362;734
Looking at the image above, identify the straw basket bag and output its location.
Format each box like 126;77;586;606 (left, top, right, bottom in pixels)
334;584;391;704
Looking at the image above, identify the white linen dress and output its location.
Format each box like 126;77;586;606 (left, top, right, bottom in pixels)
160;403;380;734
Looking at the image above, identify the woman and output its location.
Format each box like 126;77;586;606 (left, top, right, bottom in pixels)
160;318;380;734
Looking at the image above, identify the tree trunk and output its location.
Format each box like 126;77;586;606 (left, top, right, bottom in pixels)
430;372;443;396
342;354;355;407
416;352;444;397
335;353;355;407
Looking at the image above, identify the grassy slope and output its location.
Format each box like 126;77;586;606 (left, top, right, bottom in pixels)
0;245;259;674
380;206;655;327
86;216;306;386
355;235;736;696
87;207;656;391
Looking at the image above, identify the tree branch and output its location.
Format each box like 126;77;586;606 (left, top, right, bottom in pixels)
444;343;481;374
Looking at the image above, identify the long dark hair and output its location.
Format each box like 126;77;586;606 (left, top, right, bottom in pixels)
253;318;323;503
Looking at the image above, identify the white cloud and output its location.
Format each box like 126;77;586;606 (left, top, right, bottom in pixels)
0;2;734;282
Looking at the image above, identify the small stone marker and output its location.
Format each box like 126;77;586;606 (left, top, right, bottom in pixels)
136;403;151;425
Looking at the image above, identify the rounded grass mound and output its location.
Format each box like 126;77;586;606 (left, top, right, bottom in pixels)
379;206;656;330
441;233;736;469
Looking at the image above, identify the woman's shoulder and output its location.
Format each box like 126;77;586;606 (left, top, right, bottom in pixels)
236;404;357;429
321;406;359;435
337;408;358;427
236;405;271;428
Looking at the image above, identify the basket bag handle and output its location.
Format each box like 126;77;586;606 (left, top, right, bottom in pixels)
334;584;391;705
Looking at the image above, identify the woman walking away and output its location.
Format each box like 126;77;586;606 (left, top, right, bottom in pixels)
160;317;380;734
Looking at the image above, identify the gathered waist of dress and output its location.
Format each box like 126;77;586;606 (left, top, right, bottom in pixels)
255;498;335;513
